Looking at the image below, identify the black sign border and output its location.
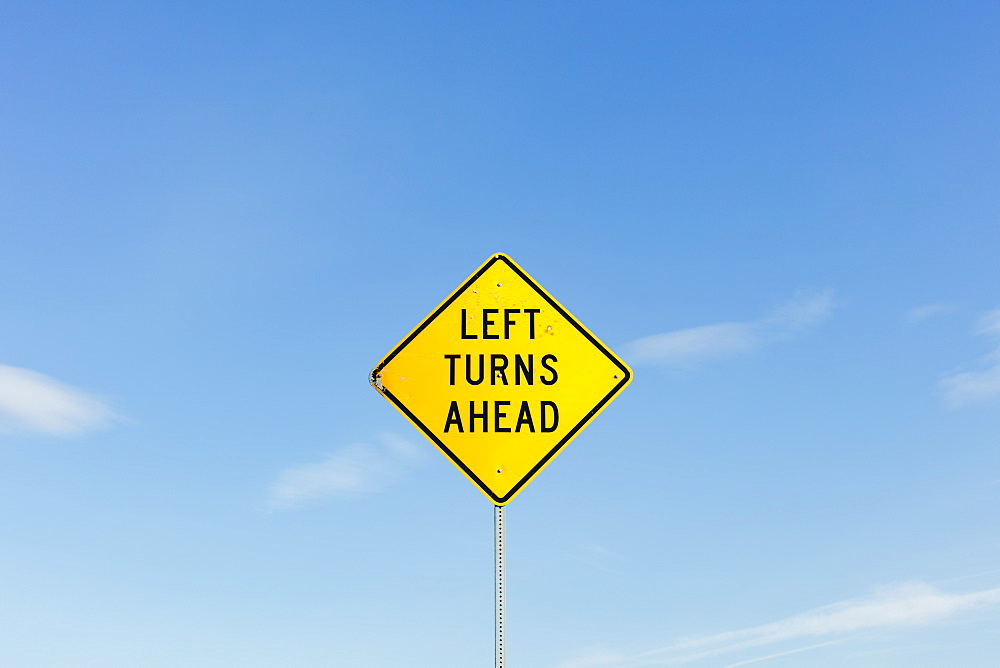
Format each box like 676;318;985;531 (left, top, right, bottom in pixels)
370;254;631;505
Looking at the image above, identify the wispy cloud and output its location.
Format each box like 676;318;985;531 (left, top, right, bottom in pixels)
572;544;628;575
724;640;841;667
559;581;1000;667
269;433;422;509
906;302;950;324
940;307;1000;407
559;650;631;668
0;364;117;436
624;289;835;368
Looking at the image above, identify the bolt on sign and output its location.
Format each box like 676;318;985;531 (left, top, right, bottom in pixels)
370;253;632;505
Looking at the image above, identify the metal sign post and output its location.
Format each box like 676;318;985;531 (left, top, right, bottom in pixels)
495;504;505;667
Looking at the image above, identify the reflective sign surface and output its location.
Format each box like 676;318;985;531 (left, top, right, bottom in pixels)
371;253;631;505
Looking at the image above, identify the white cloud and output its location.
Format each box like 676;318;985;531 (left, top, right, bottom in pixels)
977;308;1000;336
762;289;836;331
724;640;841;667
573;544;628;575
940;307;1000;407
625;289;834;367
626;322;759;367
941;364;1000;407
559;581;1000;667
906;303;950;323
559;651;630;668
269;433;422;509
0;364;117;436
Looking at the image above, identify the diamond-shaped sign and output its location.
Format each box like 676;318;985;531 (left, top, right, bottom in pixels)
370;253;632;505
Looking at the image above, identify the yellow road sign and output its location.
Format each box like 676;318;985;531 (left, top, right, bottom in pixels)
370;253;632;505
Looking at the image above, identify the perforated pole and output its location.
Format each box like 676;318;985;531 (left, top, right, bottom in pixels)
494;504;505;667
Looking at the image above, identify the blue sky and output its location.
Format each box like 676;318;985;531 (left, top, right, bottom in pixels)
2;2;999;666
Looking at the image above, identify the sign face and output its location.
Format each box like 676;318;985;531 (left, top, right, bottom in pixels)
370;253;632;505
